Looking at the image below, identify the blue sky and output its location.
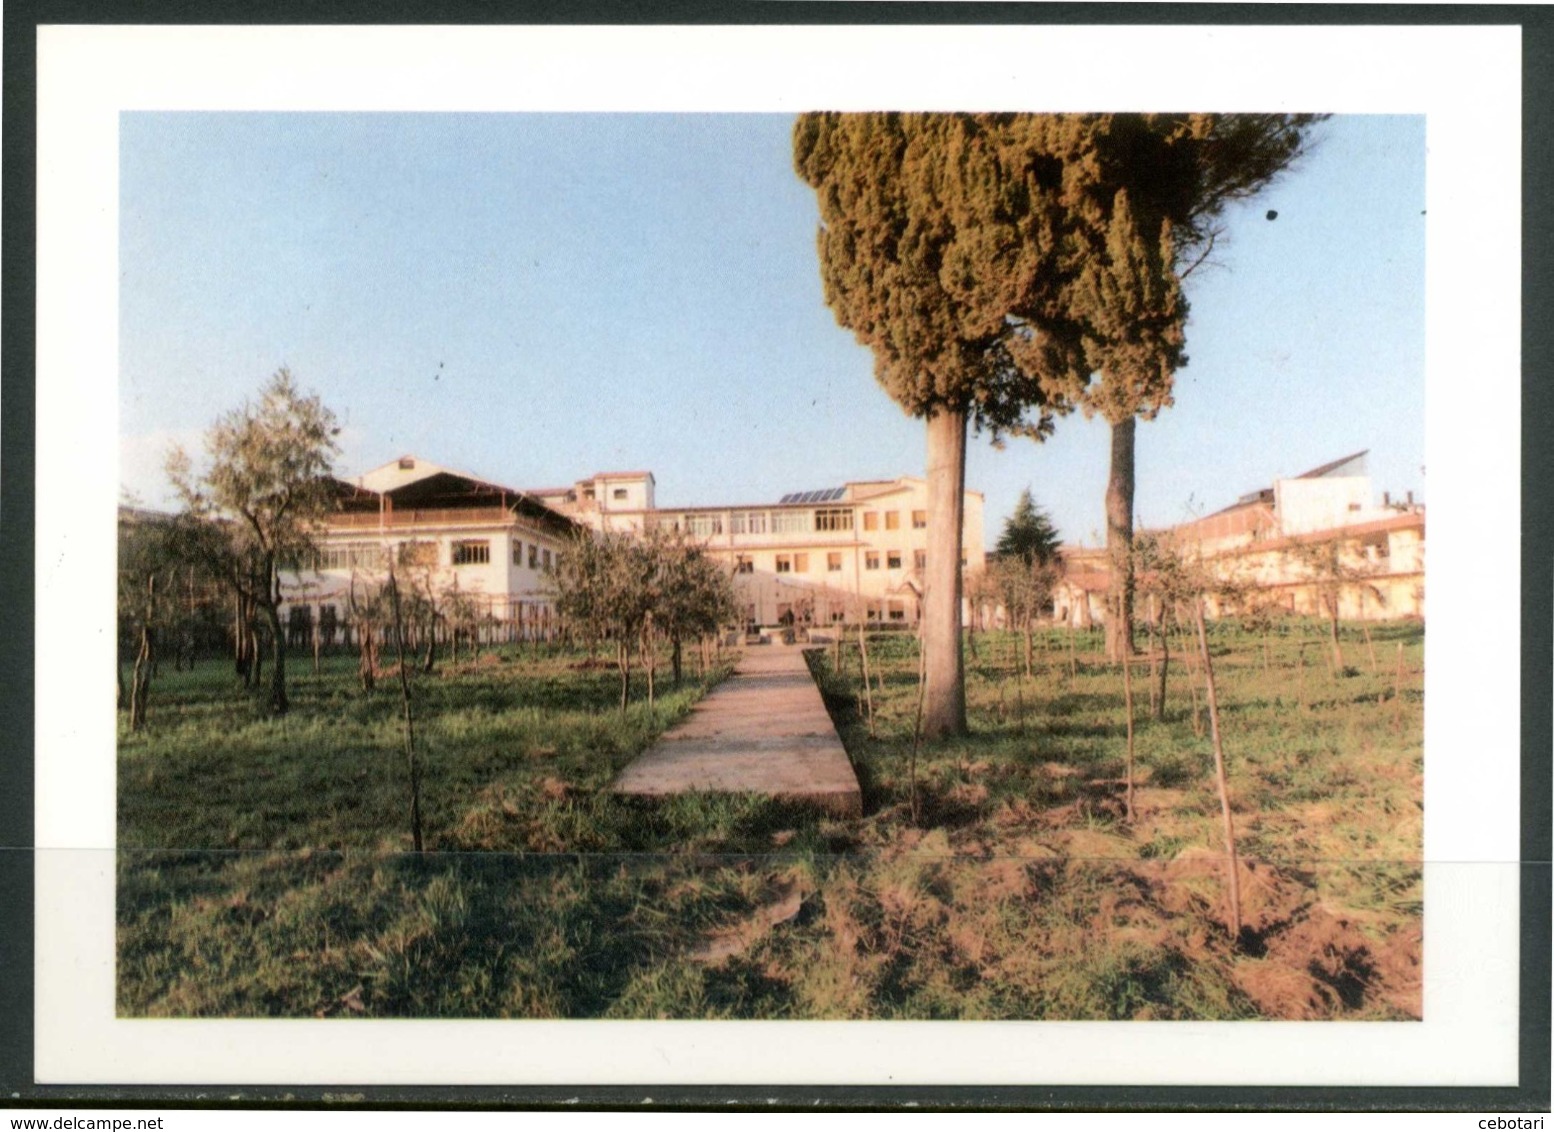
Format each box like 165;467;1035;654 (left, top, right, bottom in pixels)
119;112;1424;548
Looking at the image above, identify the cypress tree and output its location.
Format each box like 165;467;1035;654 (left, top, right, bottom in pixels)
794;113;1084;739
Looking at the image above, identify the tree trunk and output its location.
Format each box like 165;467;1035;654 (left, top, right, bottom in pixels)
234;593;252;685
1105;416;1137;663
359;625;377;692
922;406;968;739
1327;599;1344;672
262;599;288;715
644;629;657;711
1153;616;1170;722
617;640;631;713
1022;619;1033;680
672;635;683;687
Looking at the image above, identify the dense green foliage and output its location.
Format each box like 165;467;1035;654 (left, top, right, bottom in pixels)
995;488;1062;566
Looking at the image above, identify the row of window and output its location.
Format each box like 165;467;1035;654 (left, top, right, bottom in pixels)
863;510;927;532
669;507;929;537
316;539;558;571
733;549;932;575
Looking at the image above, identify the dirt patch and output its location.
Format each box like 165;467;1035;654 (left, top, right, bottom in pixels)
1145;852;1421;1019
690;873;811;965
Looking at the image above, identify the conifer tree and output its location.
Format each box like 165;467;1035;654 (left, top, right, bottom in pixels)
995;488;1062;567
794;112;1085;738
1037;114;1323;661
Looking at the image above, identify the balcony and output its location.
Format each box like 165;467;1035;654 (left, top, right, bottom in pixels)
328;506;512;530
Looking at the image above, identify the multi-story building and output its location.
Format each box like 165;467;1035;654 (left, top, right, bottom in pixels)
280;456;580;644
1051;450;1425;626
533;471;986;630
283;458;987;640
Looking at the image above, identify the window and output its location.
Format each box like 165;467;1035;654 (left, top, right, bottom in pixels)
772;510;809;534
529;544;539;569
733;511;767;534
865;552;880;570
399;541;438;568
887;550;902;569
583;488;595;500
862;512;879;531
776;555;792;574
827;552;843;572
1348;502;1362;511
512;540;524;566
884;511;900;531
794;553;809;573
453;540;491;566
730;511;746;535
318;543;385;571
815;508;853;532
613;487;628;501
887;600;906;622
912;510;927;529
735;555;754;574
914;550;927;570
685;514;723;537
542;549;552;571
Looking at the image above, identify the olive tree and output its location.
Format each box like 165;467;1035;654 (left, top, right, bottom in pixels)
167;368;340;715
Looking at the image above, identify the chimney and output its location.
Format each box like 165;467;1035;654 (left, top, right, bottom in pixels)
1383;490;1391;507
1406;490;1414;507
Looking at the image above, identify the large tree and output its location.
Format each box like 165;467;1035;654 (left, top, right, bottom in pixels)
794;113;1085;738
1035;114;1324;660
167;368;341;715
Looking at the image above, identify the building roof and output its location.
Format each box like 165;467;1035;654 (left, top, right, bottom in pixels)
1294;449;1369;479
340;459;579;535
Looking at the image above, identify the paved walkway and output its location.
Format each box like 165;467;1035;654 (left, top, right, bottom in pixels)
611;645;862;817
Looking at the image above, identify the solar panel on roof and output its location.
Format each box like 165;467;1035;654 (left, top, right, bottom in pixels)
779;487;844;505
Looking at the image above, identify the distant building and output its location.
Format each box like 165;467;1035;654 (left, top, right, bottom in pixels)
280;456;581;644
533;472;986;629
1052;450;1425;626
279;457;986;641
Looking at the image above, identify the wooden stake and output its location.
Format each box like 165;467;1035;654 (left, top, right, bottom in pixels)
858;621;876;738
1121;649;1136;822
909;632;927;825
1392;640;1405;731
1195;597;1243;942
387;570;424;853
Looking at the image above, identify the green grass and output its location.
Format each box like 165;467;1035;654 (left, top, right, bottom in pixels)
118;620;1423;1020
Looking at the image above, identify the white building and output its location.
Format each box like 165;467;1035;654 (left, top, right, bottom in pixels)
533;472;987;630
281;456;580;645
1051;450;1425;626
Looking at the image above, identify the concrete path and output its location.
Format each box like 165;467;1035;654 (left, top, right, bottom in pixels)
611;645;862;817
